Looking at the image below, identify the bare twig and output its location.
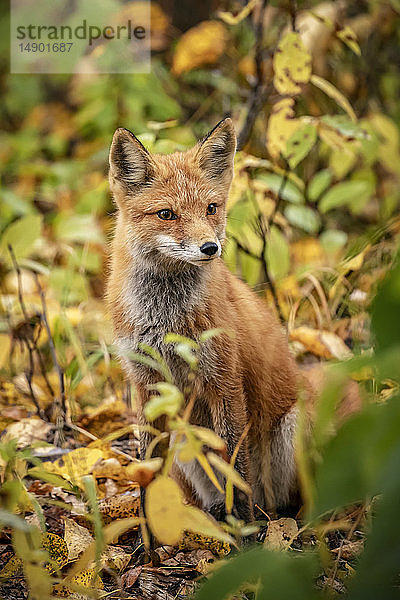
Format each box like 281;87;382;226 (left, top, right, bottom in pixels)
237;0;270;150
290;0;298;32
33;272;67;442
8;245;45;418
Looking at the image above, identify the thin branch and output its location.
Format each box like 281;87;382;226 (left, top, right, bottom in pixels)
290;0;298;32
8;245;45;418
237;0;270;150
34;272;67;432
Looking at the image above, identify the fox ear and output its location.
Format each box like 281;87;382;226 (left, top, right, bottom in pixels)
196;118;236;181
109;128;153;192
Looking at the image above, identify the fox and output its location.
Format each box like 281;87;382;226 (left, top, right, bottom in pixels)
106;118;359;525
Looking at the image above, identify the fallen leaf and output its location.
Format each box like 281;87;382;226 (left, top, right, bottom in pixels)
41;447;104;488
290;327;353;360
179;530;231;558
1;417;52;448
43;532;69;573
264;518;298;550
332;539;364;560
121;565;143;588
64;518;93;562
103;544;131;571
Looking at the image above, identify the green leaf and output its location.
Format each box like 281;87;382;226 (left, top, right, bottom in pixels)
145;382;184;421
53;214;103;244
307;169;332;202
318;180;373;213
313;396;400;517
349;447;400;600
319;229;348;255
284;205;321;233
321;115;366;139
371;259;400;353
195;547;319;600
285;123;317;168
265;225;290;281
0;189;35;217
239;252;261;287
257;173;304;204
49;268;89;305
0;214;42;266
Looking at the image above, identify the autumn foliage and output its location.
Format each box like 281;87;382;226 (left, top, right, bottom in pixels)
1;1;400;599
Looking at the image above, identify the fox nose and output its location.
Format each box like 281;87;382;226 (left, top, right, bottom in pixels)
200;242;218;256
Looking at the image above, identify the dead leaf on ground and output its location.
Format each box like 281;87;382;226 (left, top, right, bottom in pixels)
78;397;132;438
64;518;93;562
41;447;104;488
332;539;364;560
121;565;143;589
264;518;298;550
290;326;353;360
1;417;52;448
179;530;231;558
103;544;131;571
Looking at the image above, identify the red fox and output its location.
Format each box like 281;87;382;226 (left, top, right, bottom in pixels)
107;118;359;523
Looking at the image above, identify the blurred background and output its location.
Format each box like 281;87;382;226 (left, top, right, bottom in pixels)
1;1;400;598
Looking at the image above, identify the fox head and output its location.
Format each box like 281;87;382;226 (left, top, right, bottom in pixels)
109;118;236;268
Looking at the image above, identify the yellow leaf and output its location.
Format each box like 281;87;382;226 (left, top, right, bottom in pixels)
337;25;361;56
290;327;352;360
145;476;233;546
172;21;226;76
146;476;185;545
190;426;226;451
311;74;357;122
66;517;141;581
179;530;231;557
42;532;69;573
217;0;259;25
273;32;312;95
42;447;103;488
196;452;224;493
267;98;301;160
341;247;369;273
182;506;233;544
206;452;251;495
0;334;12;369
64;518;93;562
103;545;131;571
0;555;23;577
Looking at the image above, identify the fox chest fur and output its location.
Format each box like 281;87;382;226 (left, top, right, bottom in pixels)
115;261;218;389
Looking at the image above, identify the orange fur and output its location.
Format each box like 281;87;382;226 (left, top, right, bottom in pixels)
106;119;359;521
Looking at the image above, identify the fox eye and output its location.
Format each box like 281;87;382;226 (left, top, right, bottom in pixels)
157;209;176;221
207;203;217;215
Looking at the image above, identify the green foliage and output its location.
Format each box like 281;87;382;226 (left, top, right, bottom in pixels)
0;1;400;598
